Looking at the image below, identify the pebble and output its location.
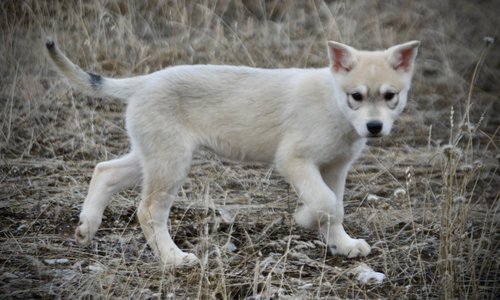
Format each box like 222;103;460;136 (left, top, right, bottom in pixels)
88;264;105;273
348;263;385;285
44;258;70;265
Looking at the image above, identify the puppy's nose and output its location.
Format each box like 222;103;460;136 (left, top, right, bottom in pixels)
366;120;383;135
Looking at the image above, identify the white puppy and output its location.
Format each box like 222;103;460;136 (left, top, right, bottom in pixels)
46;38;419;267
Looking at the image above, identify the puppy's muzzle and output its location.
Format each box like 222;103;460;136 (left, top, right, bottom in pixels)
366;120;383;137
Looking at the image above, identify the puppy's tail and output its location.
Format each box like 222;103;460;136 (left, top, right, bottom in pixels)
45;38;143;100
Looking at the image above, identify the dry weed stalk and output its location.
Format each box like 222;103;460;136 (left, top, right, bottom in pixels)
438;36;495;300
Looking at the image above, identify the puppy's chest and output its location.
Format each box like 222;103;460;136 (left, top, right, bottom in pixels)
317;136;366;166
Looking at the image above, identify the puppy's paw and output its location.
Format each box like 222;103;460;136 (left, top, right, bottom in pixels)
161;252;200;268
330;238;371;258
75;219;98;245
179;253;200;267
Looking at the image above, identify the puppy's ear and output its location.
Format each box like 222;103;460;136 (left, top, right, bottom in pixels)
327;41;358;73
386;41;420;72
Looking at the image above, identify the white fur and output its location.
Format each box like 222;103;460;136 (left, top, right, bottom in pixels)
46;38;419;267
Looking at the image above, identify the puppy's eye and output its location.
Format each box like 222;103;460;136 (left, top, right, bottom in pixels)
384;92;396;101
351;92;363;101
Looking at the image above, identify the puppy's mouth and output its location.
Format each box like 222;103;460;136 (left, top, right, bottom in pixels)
367;133;383;138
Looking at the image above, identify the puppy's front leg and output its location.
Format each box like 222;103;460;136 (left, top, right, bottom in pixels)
277;157;370;258
320;163;371;258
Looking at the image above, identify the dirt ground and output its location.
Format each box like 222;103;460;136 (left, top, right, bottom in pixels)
1;0;499;299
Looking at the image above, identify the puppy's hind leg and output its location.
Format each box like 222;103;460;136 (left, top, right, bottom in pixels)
76;151;142;244
137;148;199;268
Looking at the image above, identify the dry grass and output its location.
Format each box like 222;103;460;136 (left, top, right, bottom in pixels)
1;0;499;299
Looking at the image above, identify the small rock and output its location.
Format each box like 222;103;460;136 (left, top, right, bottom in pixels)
357;269;385;285
366;194;390;209
393;188;406;198
367;194;380;202
1;272;19;280
218;207;235;223
224;241;237;252
15;224;28;234
47;269;79;280
298;283;313;289
44;258;70;265
88;264;105;273
348;263;385;285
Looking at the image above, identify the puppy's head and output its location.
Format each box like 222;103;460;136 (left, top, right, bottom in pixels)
327;41;420;138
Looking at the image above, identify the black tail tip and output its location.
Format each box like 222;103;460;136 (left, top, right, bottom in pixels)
46;38;55;50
